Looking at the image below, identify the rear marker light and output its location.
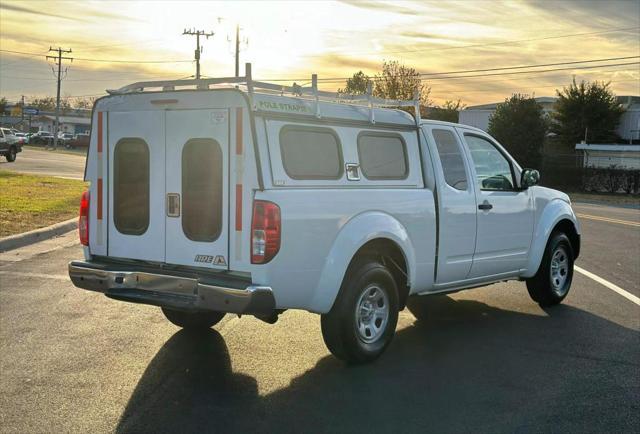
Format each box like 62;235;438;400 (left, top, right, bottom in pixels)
79;190;90;246
251;200;281;264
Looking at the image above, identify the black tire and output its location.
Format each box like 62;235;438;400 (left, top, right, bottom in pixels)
6;147;16;162
161;307;225;330
321;258;399;364
526;231;574;307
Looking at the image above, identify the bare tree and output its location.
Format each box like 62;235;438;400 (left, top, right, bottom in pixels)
373;60;431;107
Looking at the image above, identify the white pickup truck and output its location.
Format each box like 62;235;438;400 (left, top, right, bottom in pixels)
69;66;580;363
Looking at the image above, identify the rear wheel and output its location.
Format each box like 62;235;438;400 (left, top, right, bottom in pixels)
526;232;574;307
321;259;399;364
6;147;16;162
161;307;225;330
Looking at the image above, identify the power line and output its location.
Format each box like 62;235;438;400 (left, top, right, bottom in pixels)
2;62;637;89
0;48;192;64
422;61;640;81
429;78;640;97
0;49;44;57
72;56;193;64
414;56;639;78
256;57;640;83
429;69;640;89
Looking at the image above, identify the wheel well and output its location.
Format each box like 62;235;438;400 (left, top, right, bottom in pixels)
553;219;580;259
345;238;410;309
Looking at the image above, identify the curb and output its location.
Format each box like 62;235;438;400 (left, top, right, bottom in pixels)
0;218;78;253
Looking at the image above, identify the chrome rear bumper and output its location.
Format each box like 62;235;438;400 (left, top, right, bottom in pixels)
68;261;275;314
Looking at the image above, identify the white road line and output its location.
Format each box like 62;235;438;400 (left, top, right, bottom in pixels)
0;271;69;281
575;265;640;306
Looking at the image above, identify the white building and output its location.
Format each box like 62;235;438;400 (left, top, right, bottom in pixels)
459;95;640;142
575;144;640;170
32;115;91;135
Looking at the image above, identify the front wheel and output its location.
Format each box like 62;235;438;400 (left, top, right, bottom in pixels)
526;232;574;307
161;307;225;330
6;147;16;162
321;259;399;364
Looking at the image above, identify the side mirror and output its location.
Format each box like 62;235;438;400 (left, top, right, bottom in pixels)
521;169;540;189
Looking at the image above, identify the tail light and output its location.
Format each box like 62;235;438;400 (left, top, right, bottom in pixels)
79;190;90;246
251;200;280;264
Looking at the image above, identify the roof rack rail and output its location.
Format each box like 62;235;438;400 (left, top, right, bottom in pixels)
106;63;421;125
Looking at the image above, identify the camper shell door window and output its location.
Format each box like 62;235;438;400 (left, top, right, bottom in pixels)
113;138;150;235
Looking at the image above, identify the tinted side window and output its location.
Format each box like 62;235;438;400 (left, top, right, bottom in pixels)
358;133;408;180
465;135;515;191
114;138;149;235
280;126;342;180
182;139;223;242
432;129;468;190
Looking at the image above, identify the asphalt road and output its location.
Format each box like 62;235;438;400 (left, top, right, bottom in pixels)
0;147;85;179
0;203;638;433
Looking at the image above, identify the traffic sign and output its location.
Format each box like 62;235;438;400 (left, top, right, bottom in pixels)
23;107;39;115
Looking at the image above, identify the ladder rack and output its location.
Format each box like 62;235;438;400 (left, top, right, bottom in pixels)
107;62;421;125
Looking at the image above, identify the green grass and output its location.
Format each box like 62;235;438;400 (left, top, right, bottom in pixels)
0;170;88;237
24;145;88;157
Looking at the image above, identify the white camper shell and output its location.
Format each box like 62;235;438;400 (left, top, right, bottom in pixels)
70;64;581;363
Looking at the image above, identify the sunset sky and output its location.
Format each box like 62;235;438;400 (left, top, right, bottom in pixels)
0;0;639;106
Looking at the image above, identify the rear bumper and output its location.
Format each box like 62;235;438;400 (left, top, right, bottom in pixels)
68;260;275;314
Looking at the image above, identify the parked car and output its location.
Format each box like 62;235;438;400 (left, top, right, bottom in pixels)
69;67;581;364
58;132;74;146
0;127;22;162
30;131;55;146
13;132;27;144
67;132;90;149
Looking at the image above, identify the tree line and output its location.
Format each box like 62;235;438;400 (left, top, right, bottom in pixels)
339;61;626;168
0;96;98;115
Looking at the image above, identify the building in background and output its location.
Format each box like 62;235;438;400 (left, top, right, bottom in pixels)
31;114;91;135
617;96;640;143
0;116;25;130
575;144;640;169
459;96;640;142
0;102;91;133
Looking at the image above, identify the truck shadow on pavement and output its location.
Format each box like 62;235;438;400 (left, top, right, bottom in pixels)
115;296;639;434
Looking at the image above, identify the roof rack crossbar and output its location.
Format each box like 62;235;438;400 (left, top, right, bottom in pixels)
106;62;421;125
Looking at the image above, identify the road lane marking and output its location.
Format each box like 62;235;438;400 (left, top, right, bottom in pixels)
575;213;640;227
575;266;640;306
0;271;69;281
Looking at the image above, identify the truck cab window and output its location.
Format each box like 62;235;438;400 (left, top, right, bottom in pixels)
357;133;408;180
432;129;468;190
465;135;514;191
279;126;343;180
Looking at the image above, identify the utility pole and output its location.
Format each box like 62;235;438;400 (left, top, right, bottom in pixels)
182;28;214;79
229;24;248;77
46;47;72;149
235;24;240;77
20;95;24;128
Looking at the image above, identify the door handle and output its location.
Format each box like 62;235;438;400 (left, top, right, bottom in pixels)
478;200;493;211
167;193;180;217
